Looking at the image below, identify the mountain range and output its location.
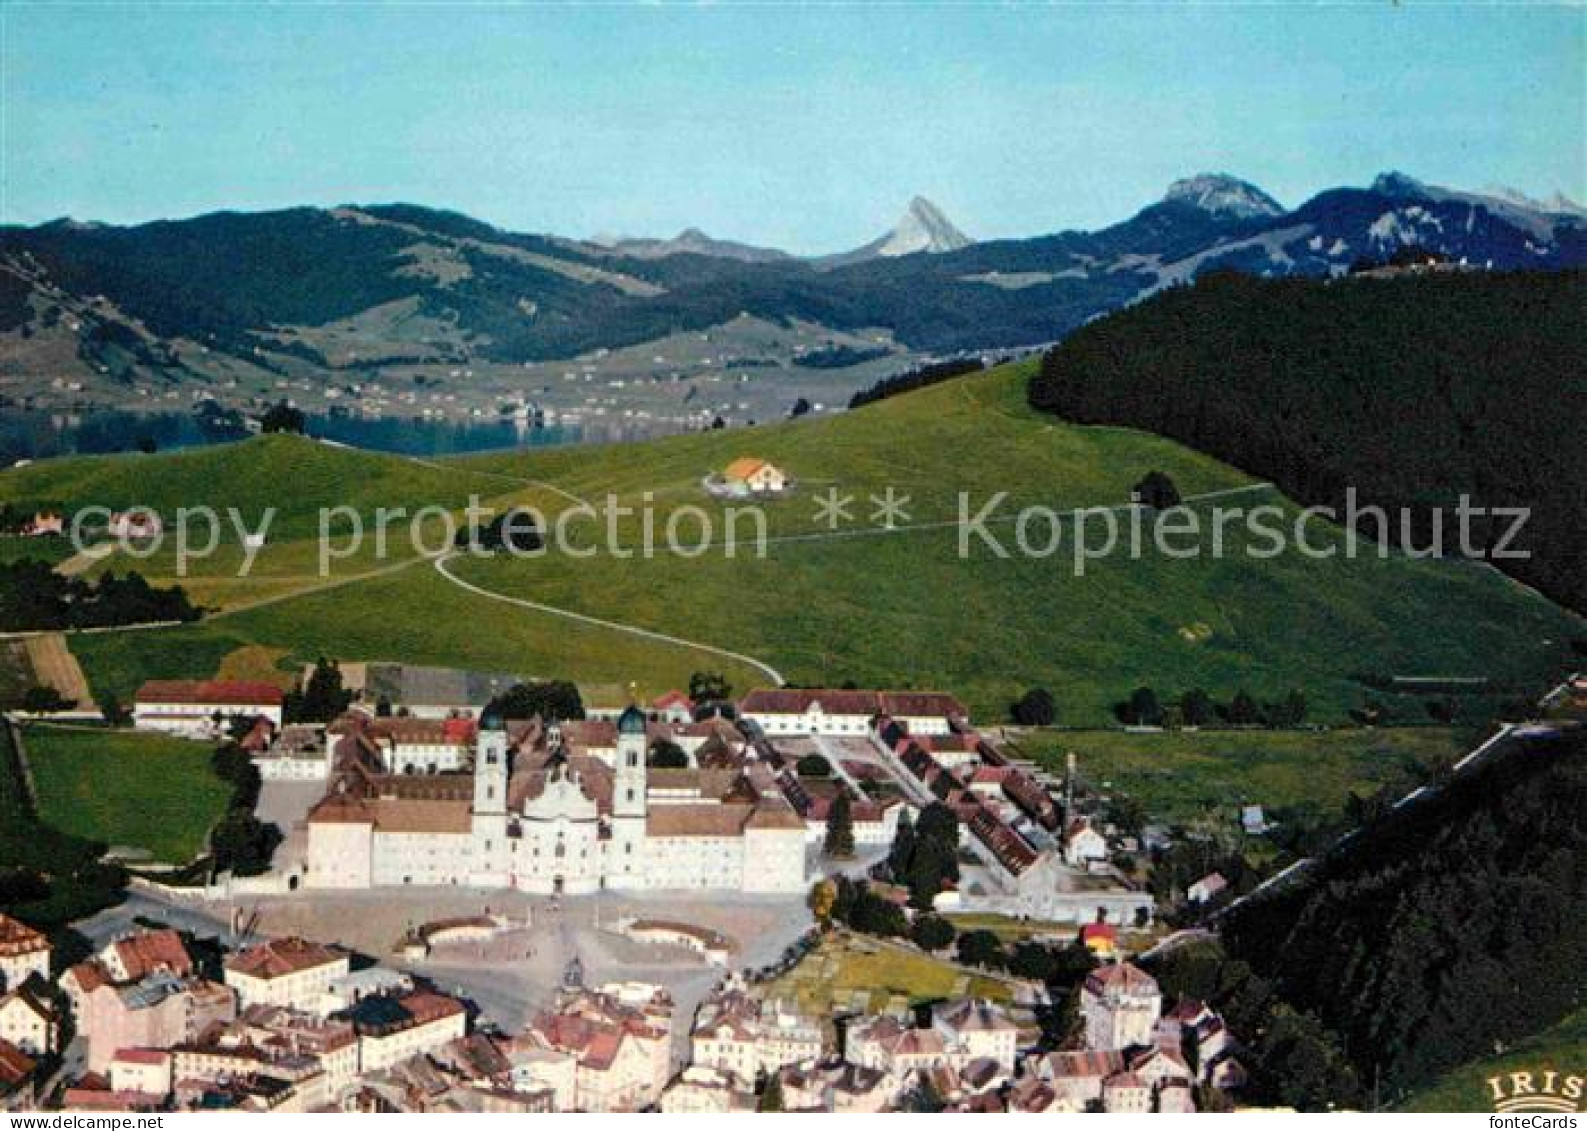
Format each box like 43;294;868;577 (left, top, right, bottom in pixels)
2;171;1583;411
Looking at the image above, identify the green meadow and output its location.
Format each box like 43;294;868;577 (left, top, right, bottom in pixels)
1;360;1580;722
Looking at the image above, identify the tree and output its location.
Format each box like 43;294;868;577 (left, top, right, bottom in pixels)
1118;686;1164;727
956;929;1006;970
904;835;956;911
1225;690;1262;726
758;1071;785;1112
1179;688;1214;728
688;671;732;704
911;914;955;952
806;879;837;929
915;802;960;850
210;812;283;877
850;890;908;938
887;810;916;879
286;657;351;723
259;399;305;435
648;739;689;768
795;753;831;778
97;692;129;726
21;685;73;714
486;680;585;722
1008;940;1060;981
1133;470;1182;510
1012;687;1056;726
824;792;856;859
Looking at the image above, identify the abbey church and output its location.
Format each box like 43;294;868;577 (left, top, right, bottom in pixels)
301;706;808;894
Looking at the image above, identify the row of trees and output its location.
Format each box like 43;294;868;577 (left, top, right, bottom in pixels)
208;742;283;877
805;874;1099;983
0;561;200;632
1116;685;1308;729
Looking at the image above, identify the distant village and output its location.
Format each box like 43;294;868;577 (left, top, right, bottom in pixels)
0;659;1265;1113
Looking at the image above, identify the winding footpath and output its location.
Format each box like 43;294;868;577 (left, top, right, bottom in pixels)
433;551;787;687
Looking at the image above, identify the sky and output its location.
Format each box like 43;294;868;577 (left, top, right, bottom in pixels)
3;3;1583;253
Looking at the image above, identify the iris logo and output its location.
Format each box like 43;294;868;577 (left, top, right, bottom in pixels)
1487;1068;1583;1113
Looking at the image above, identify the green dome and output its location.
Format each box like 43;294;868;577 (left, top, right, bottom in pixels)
617;705;647;735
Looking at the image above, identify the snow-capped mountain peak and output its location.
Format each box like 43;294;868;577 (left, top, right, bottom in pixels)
875;196;973;257
1164;173;1285;219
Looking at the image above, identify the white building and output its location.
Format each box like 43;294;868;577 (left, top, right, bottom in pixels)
691;992;824;1082
301;708;807;895
0;987;56;1057
133;680;283;738
347;991;467;1073
0;916;49;993
1082;963;1162;1052
223;938;350;1011
739;689;967;737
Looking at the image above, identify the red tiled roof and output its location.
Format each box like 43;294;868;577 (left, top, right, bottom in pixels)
1085;962;1159;999
111;1049;171;1066
109;929;193;980
0;913;47;958
135;680;284;707
0;1039;35;1088
225;937;344;980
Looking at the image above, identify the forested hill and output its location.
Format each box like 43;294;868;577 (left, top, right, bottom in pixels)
1219;726;1586;1103
1028;269;1587;613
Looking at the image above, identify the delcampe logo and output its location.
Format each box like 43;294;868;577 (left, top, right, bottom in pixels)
1487;1067;1584;1114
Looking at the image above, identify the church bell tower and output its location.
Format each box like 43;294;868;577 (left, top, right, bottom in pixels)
608;704;648;888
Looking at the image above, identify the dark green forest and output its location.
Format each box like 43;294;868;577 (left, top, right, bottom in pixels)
1029;269;1587;613
1216;727;1586;1104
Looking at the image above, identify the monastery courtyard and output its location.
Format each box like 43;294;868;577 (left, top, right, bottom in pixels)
80;880;814;1065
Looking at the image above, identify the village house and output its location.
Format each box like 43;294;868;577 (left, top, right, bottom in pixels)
0;914;50;992
1062;817;1109;868
132;679;284;738
690;990;824;1082
107;511;163;540
930;999;1020;1075
719;457;788;495
343;990;468;1074
1081;963;1162;1053
775;1058;894;1113
21;510;63;537
61;963;236;1074
224;937;350;1010
0;985;57;1057
658;1064;757;1113
96;929;193;984
1187;872;1230;904
522;983;672;1112
650;690;696;724
107;1048;173;1100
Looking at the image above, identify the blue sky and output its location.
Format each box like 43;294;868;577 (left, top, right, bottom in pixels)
3;3;1583;252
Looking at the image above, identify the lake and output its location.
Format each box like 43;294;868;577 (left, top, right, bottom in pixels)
1;409;681;467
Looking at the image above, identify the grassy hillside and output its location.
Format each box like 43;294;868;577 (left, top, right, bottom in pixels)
1010;726;1478;826
1398;1008;1587;1112
1;360;1581;722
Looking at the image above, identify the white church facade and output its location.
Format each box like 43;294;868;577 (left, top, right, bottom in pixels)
302;707;807;895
